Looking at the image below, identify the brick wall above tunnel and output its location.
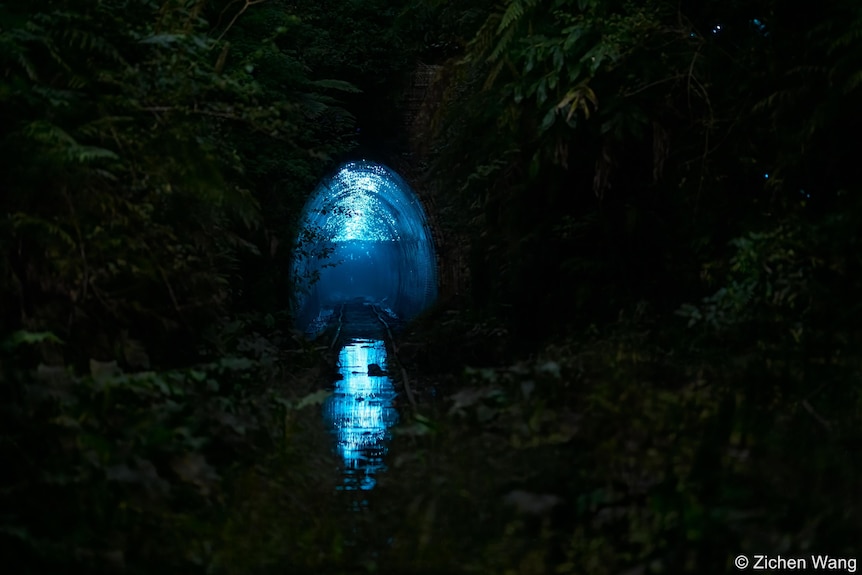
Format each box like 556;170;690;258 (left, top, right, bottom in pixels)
394;60;470;304
403;61;441;136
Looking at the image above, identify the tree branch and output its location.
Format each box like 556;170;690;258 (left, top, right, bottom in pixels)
215;0;268;44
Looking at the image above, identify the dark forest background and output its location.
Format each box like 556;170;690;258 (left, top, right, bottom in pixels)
1;0;861;573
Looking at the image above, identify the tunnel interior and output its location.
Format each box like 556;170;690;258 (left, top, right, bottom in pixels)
292;160;438;333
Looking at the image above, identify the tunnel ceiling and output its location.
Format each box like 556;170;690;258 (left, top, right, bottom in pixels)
292;160;438;331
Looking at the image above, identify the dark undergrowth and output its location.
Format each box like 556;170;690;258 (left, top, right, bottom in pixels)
1;319;353;574
4;0;862;573
377;298;862;574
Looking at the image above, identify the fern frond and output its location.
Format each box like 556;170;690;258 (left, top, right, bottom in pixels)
16;53;38;80
301;100;328;119
138;34;183;46
829;25;862;54
24;121;78;146
785;65;828;79
23;121;118;164
498;0;525;34
751;89;799;114
66;145;119;164
60;28;126;65
77;116;134;138
484;58;507;89
306;79;362;93
844;70;862;94
10;213;77;249
465;9;502;62
488;25;515;63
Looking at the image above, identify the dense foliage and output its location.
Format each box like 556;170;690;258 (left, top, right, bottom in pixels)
416;0;854;326
2;0;862;573
0;0;394;571
378;0;862;572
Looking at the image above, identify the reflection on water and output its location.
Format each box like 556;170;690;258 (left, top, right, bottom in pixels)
323;339;399;490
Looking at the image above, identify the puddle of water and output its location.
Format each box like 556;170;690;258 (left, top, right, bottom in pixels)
323;338;399;490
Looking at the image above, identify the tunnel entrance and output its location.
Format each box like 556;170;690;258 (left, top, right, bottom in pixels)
292;160;438;334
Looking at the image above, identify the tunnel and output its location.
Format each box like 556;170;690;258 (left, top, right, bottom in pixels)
291;160;438;333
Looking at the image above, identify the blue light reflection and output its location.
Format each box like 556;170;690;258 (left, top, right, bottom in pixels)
322;339;399;491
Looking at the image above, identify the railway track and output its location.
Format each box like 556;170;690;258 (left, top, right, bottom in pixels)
329;299;392;345
321;298;416;492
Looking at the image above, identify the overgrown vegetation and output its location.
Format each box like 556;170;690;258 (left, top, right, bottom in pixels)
0;0;395;571
378;0;862;572
2;0;861;573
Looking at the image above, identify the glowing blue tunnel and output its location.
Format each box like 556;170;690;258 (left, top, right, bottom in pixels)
292;161;438;331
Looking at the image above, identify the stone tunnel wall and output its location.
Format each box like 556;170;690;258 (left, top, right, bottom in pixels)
292;160;438;329
394;60;471;306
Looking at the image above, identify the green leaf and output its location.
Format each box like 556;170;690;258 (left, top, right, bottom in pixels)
217;356;256;371
307;79;362;93
563;26;584;52
1;330;64;351
138;34;182;45
540;106;557;132
553;46;563;70
189;370;207;383
524;50;535;74
67;145;119;163
537;78;548;104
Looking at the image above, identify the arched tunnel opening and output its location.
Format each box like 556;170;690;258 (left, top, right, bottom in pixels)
291;160;438;335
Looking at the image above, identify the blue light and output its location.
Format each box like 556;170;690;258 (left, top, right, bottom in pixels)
750;18;767;35
764;173;769;179
292;161;438;331
323;339;399;491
